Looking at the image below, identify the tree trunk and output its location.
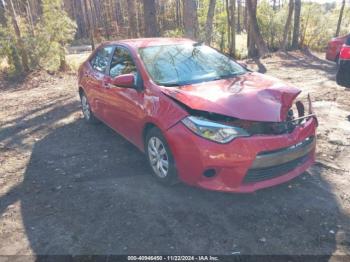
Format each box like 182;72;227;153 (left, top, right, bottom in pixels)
0;0;7;26
143;0;159;37
127;0;138;38
8;0;30;72
246;0;268;57
335;0;346;37
292;0;301;49
183;0;198;40
226;0;236;57
84;0;95;50
244;0;248;32
79;0;89;38
280;0;294;50
237;0;241;33
175;0;181;28
205;0;216;45
230;0;236;57
137;0;144;36
226;0;231;50
26;0;35;36
115;0;124;26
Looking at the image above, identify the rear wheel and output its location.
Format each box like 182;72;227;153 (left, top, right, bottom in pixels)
336;54;340;68
145;127;178;185
80;92;99;124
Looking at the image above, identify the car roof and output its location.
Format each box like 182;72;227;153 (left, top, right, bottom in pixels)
334;33;350;40
102;37;196;50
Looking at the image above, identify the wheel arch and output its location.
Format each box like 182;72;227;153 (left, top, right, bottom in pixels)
142;122;158;150
78;86;85;98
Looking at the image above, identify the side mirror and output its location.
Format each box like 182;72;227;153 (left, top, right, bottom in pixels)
111;74;135;88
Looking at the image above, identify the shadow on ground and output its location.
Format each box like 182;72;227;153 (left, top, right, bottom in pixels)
1;113;349;255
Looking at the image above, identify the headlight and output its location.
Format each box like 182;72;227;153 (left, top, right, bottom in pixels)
181;116;250;143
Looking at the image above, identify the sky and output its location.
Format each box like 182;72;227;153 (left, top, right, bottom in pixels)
304;0;343;3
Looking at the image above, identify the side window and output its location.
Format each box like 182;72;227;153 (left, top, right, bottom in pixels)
109;47;137;78
90;46;113;73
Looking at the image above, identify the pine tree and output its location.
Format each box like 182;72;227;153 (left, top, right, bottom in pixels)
39;0;76;71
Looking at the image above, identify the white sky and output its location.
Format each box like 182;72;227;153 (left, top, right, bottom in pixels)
303;0;344;3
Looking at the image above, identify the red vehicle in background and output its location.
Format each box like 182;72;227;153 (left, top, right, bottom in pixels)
336;37;350;88
326;34;350;64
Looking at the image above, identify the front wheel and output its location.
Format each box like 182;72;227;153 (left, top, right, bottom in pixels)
145;128;178;186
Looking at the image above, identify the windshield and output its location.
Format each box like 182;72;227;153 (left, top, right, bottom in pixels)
139;44;247;86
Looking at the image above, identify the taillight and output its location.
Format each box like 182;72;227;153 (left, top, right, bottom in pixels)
340;45;350;60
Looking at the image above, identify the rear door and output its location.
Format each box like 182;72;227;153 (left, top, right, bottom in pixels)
86;46;114;120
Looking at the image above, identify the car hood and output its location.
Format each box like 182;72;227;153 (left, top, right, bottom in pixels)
160;72;301;122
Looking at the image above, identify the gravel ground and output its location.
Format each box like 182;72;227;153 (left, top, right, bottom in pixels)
0;51;349;257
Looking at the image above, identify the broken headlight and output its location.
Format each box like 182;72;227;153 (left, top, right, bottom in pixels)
181;116;250;143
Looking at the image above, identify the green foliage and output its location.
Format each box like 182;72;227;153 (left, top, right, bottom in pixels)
0;16;26;75
36;0;77;71
0;0;76;75
163;28;184;38
257;1;286;51
300;3;350;51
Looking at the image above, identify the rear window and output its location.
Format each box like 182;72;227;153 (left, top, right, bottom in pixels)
346;37;350;46
90;46;113;73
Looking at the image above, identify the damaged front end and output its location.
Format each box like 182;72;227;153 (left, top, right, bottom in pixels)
171;92;317;143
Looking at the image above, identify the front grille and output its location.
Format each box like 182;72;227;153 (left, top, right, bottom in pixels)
243;154;310;184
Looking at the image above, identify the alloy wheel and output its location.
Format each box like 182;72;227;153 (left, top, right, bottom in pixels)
81;95;91;120
147;137;169;178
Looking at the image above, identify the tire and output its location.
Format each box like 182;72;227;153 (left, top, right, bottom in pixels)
145;127;178;186
335;54;340;69
336;61;350;88
80;92;99;124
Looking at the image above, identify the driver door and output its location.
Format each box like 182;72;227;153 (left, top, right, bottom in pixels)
103;46;145;145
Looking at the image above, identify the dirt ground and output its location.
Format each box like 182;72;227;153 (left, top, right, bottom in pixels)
0;51;350;257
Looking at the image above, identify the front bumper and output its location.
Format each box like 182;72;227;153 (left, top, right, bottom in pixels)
165;117;317;193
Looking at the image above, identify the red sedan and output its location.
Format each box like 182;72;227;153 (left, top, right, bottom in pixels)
336;38;350;88
326;34;350;64
78;38;317;193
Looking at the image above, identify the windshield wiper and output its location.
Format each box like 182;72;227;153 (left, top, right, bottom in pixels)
215;72;246;80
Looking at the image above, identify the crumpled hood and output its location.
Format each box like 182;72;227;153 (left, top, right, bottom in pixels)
161;72;301;122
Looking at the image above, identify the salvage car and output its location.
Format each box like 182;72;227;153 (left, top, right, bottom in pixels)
78;38;318;193
336;37;350;88
326;33;350;64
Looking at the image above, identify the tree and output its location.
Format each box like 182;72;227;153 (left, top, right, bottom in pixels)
237;0;242;33
183;0;198;40
226;0;236;57
143;0;159;37
335;0;346;37
175;0;182;28
127;0;138;38
292;0;301;49
0;0;6;26
205;0;216;44
7;0;30;72
39;0;76;71
83;0;95;50
246;0;268;57
280;0;294;50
